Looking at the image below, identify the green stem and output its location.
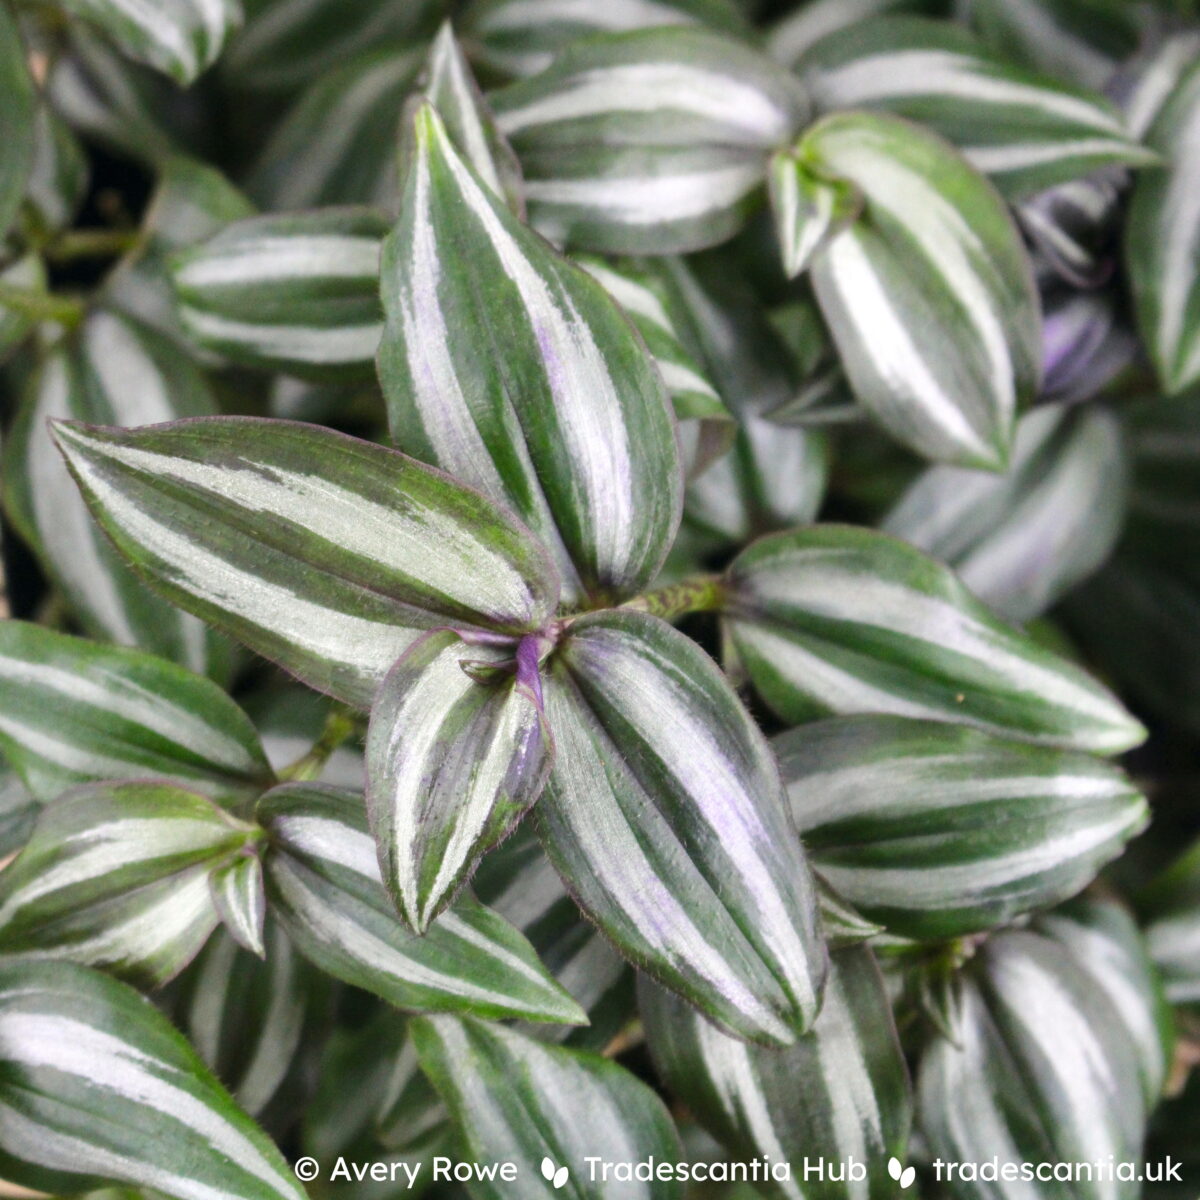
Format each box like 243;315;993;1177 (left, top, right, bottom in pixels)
44;228;140;263
0;284;84;326
279;706;359;783
618;574;726;622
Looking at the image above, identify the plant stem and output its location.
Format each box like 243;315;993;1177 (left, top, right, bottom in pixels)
0;284;84;326
618;574;726;622
44;228;140;263
279;705;359;783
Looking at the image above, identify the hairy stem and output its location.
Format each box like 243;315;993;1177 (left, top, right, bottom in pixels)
279;705;359;783
617;574;726;622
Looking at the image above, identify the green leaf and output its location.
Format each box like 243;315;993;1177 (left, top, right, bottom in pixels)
0;959;305;1200
918;930;1148;1200
0;762;38;860
800;112;1042;469
1142;837;1200;1006
366;629;552;933
490;27;811;254
0;0;37;239
882;404;1127;622
182;924;329;1120
52;417;561;708
0;621;273;805
640;946;911;1200
1040;288;1135;404
536;609;827;1045
473;829;635;1050
767;0;945;70
257;783;586;1025
776;715;1148;940
0;254;45;361
0;781;255;987
379;104;681;603
247;46;422;211
171;207;389;379
1035;897;1174;1110
768;147;858;277
463;0;755;80
1127;55;1200;395
796;18;1156;200
56;0;244;85
411;1015;685;1198
209;854;267;958
3;308;231;677
573;254;733;478
421;22;524;213
724;525;1146;754
24;106;90;234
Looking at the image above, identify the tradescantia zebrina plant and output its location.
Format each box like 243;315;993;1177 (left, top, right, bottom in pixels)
1;0;1200;1197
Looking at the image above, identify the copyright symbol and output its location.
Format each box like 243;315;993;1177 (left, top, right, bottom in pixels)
294;1157;320;1182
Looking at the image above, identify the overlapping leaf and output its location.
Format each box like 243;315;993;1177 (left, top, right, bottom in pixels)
0;959;306;1200
0;763;37;860
1017;169;1125;288
3;309;230;677
490;27;811;253
412;1015;684;1199
0;781;257;987
171;207;389;378
723;525;1146;753
795;18;1155;199
640;947;910;1200
918;930;1148;1200
1141;837;1200;1005
366;630;552;933
777;716;1148;939
209;854;267;957
58;0;244;84
0;0;38;238
1040;288;1136;404
24;106;89;234
0;255;44;361
464;0;754;79
1127;54;1200;395
799;112;1042;469
379;104;681;602
535;609;827;1044
882;404;1127;621
53;417;560;708
0;622;272;805
767;0;945;70
257;783;585;1024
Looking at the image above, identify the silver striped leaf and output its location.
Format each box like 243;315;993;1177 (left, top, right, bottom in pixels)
1035;897;1174;1110
54;0;243;84
802;112;1042;470
209;853;267;958
490;27;811;254
574;254;733;478
1040;288;1136;405
962;0;1139;92
366;629;552;934
0;0;36;239
421;22;524;213
0;781;258;988
535;609;827;1045
182;923;329;1122
463;0;754;80
171;207;389;379
52;417;561;709
24;106;90;234
0;254;45;361
379;104;682;603
222;0;443;92
0;959;305;1200
1016;169;1125;289
1142;837;1200;1006
768;148;858;277
882;404;1127;622
247;46;423;211
473;828;635;1050
639;946;911;1200
724;525;1146;754
767;0;944;71
795;18;1156;201
0;622;273;806
257;783;586;1025
1119;32;1200;142
776;715;1148;940
104;156;257;359
411;1015;685;1199
917;930;1148;1200
2;309;231;677
1127;54;1200;396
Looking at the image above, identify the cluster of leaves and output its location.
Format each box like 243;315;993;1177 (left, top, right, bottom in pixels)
0;0;1199;1198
